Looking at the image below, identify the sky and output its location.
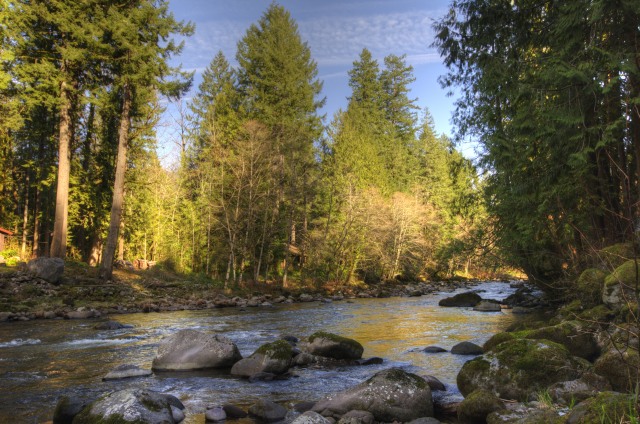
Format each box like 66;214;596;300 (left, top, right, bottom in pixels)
159;0;461;163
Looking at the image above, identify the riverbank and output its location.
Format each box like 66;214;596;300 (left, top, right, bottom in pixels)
0;262;514;322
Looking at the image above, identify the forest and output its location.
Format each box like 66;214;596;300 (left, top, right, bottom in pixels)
1;0;639;293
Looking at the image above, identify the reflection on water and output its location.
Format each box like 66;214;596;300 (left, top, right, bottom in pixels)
0;282;519;423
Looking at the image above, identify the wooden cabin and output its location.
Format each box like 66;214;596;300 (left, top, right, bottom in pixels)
0;227;13;252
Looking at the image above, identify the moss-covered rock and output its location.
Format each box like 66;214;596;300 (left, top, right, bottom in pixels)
458;389;503;423
593;348;640;392
487;408;565;424
565;391;635;424
72;389;179;424
577;304;614;323
306;331;364;360
576;268;607;307
53;395;87;424
312;368;433;422
230;339;292;377
523;320;600;361
598;243;636;270
483;332;516;352
457;338;588;401
603;260;640;308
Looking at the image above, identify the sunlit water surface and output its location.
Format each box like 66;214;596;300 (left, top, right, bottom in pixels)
0;282;521;423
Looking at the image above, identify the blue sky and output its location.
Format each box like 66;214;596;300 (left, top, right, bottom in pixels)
160;0;461;162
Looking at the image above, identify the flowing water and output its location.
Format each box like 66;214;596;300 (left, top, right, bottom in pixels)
0;282;522;423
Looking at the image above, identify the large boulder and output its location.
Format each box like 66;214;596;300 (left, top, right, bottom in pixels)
71;389;183;423
231;339;293;377
548;372;612;404
593;348;640;392
152;329;242;371
575;268;607;306
27;257;64;284
306;331;364;360
451;341;483;355
53;396;87;424
473;300;502;312
438;292;481;307
565;391;635;424
248;399;288;423
293;411;332;424
312;368;433;422
457;389;503;423
603;259;639;308
457;338;588;401
523;321;600;361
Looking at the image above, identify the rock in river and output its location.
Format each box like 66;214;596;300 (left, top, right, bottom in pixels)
312;368;433;422
103;364;152;381
152;329;242;371
72;389;184;423
438;291;481;307
231;339;293;377
305;331;364;360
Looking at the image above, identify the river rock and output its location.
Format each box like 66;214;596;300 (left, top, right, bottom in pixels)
473;300;502;312
66;310;97;319
422;375;446;391
293;352;317;366
451;341;483;355
293;411;332;424
231;339;293;377
94;320;132;330
312;368;433;421
423;346;447;353
152;329;242;371
306;331;364;360
523;320;600;361
27;257;64;284
103;364;152;381
53;395;87;424
406;419;441;424
457;338;588;401
438;292;481;307
457;389;504;423
172;406;185;423
337;410;374;424
205;406;227;422
72;389;182;423
223;404;248;419
248;399;288;422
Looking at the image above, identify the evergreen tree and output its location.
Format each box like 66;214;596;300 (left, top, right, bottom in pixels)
98;0;193;280
235;3;324;286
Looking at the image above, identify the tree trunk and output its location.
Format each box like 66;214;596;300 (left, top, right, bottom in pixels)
99;84;131;280
117;213;125;261
21;174;29;258
50;74;73;259
31;186;39;258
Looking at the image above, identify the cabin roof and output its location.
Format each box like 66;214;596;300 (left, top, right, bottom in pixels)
0;227;13;236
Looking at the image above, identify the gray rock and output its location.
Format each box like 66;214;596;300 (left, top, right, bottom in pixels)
422;375;446;391
294;401;317;413
293;352;317;366
66;310;97;319
458;389;504;423
548;373;612;404
337;410;374;424
423;346;447;353
102;364;152;381
231;340;292;377
312;368;433;421
223;404;248;419
293;411;332;424
473;300;502;312
27;257;64;284
152;329;242;371
205;406;227;422
171;406;185;423
300;294;315;302
451;341;483;355
306;331;363;360
248;399;288;422
73;389;179;423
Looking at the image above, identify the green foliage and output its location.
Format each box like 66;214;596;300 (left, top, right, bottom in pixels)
434;0;640;289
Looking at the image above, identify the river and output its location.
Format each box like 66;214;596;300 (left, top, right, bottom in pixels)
0;281;521;423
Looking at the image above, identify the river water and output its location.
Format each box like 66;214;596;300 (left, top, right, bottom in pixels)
0;282;521;423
